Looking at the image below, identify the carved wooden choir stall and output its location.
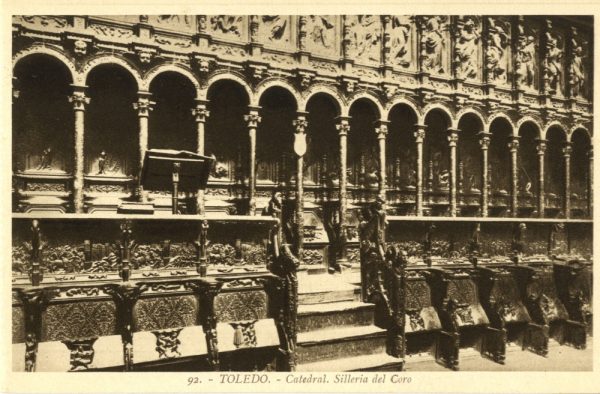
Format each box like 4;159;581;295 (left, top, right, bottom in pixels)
11;14;593;371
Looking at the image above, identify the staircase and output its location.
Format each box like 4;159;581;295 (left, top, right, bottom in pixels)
295;272;404;371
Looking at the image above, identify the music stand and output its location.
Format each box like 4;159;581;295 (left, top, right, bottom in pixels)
141;149;213;214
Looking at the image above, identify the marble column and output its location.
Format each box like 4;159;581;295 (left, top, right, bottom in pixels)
447;128;460;217
536;139;547;218
479;131;492;217
336;116;351;265
244;107;261;215
562;142;572;218
192;100;210;214
293;112;309;256
508;136;520;217
414;124;427;216
375;120;389;202
69;87;90;213
133;92;154;202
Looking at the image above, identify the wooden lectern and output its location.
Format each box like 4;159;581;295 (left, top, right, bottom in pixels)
141;149;213;214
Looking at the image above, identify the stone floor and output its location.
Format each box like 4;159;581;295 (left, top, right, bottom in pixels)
404;341;593;371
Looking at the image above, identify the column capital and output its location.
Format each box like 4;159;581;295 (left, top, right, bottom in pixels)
414;124;427;141
68;90;90;111
447;128;459;146
478;131;491;149
335;116;351;136
374;120;389;139
293;115;308;134
562;143;573;157
191;102;210;123
588;146;594;158
133;96;155;117
536;139;547;154
244;106;262;128
508;137;520;151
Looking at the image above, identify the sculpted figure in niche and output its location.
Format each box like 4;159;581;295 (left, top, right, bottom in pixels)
262;15;288;42
308;15;335;50
544;20;564;94
515;20;537;88
486;17;509;83
210;15;243;37
390;16;412;67
454;17;480;80
37;147;53;170
420;16;447;74
569;30;587;98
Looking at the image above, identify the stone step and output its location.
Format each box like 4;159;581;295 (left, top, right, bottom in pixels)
297;353;403;372
298;301;375;333
296;325;387;365
298;274;361;305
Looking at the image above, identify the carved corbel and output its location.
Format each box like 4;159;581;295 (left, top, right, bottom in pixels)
381;83;398;101
245;61;269;83
132;44;158;65
340;76;359;95
193;54;216;75
64;34;95;58
296;69;316;90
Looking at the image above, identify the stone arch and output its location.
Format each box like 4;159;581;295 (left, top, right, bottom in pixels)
454;107;486;130
486;111;516;134
203;71;254;104
384;97;420;121
542;120;567;141
145;63;201;97
568;124;592;143
82;54;143;90
420;102;454;125
13;45;78;84
516;116;543;139
300;84;345;115
346;91;384;118
255;78;301;110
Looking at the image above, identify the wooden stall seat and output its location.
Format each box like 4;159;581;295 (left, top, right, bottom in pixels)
214;274;286;371
426;266;502;370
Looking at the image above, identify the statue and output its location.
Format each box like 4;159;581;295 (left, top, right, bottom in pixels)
420;16;447;74
486;17;509;83
454;17;480;79
308;15;335;49
349;15;381;62
210;15;242;37
544;20;564;94
516;19;537;88
98;150;106;175
390;16;412;67
569;27;587;98
262;16;288;42
37;147;53;170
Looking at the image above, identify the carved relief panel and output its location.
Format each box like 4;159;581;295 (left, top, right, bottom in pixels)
147;15;195;33
345;15;382;64
389;16;416;69
305;15;339;57
417;16;450;75
209;15;247;41
454;16;482;81
258;16;292;47
486;16;512;85
515;17;540;91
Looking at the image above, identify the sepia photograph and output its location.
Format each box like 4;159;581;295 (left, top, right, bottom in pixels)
3;5;598;393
